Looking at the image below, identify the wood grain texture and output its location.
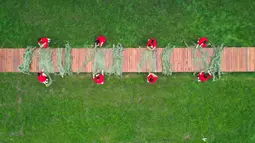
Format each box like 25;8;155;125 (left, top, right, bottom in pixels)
0;48;254;72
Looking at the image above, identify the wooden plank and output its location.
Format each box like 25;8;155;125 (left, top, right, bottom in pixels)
6;49;12;72
122;48;128;72
71;48;77;72
221;48;231;72
247;48;255;71
51;49;58;73
12;49;18;72
1;48;255;73
1;49;6;72
0;49;5;72
156;48;163;72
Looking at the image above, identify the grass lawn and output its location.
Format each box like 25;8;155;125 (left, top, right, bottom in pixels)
1;0;255;48
1;73;255;142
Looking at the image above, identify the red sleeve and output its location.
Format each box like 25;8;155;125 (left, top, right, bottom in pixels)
99;75;104;82
152;39;157;47
146;39;152;46
93;77;97;83
205;75;211;80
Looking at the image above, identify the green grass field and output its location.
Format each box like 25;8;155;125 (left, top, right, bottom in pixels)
1;0;255;142
1;73;255;142
1;0;255;48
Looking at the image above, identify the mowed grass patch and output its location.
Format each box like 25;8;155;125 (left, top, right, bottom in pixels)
0;0;254;48
1;73;255;142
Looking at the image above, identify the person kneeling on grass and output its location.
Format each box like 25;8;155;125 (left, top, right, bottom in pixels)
38;37;51;48
95;35;106;47
93;70;104;84
197;37;208;48
37;69;49;85
197;70;212;82
147;73;158;84
146;38;157;51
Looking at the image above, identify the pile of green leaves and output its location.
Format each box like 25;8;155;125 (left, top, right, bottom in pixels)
108;44;124;77
18;46;36;74
161;44;174;76
138;47;156;73
56;42;73;77
208;44;224;81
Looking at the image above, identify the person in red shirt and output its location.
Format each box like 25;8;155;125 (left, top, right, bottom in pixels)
146;38;157;50
197;70;212;82
37;69;49;85
147;73;158;84
197;37;208;48
38;37;51;48
95;35;106;47
93;70;104;84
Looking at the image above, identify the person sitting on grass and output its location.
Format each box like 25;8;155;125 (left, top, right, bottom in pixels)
146;38;157;51
37;69;49;85
197;37;208;48
95;35;106;47
38;37;51;48
93;70;104;84
147;73;158;84
197;70;212;82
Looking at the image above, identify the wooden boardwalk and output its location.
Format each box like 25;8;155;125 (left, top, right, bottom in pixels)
0;48;255;73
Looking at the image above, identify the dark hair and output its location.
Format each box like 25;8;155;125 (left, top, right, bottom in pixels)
96;74;100;79
202;40;207;44
37;38;41;42
151;40;154;43
95;40;99;44
37;72;40;76
149;78;154;82
203;73;209;78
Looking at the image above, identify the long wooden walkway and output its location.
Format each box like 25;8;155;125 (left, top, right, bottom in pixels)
0;48;255;72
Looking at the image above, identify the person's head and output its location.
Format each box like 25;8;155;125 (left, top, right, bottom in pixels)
95;40;100;45
96;74;100;79
37;72;40;76
203;73;209;78
149;77;154;82
37;38;41;42
202;40;207;44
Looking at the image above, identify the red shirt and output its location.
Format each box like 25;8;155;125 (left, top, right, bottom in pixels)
147;74;158;84
96;35;106;47
197;37;208;48
146;38;157;49
93;74;104;84
197;72;211;82
37;72;47;82
38;37;50;48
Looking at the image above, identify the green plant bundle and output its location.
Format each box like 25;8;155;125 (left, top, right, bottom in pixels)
192;44;210;75
64;42;73;76
161;44;174;76
109;44;124;76
77;46;97;74
18;46;36;75
138;47;156;73
37;48;54;87
208;44;224;81
92;48;105;75
38;48;54;73
56;48;65;77
44;72;53;87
